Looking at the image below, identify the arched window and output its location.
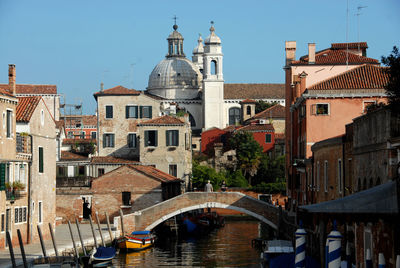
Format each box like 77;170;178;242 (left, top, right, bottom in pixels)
246;106;251;115
188;112;196;127
211;60;217;75
229;107;241;125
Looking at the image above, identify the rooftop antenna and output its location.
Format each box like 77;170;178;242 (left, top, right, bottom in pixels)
356;5;367;52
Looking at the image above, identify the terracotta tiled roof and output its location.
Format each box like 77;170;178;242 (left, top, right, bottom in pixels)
0;87;14;97
60;151;88;161
129;165;181;183
331;42;368;50
16;96;41;122
138;115;184;126
0;84;57;94
240;98;257;104
308;64;389;90
93;86;141;98
90;156;139;164
250;104;285;120
222;125;240;132
292;49;378;65
62;115;97;127
238;124;274;132
224;84;285;99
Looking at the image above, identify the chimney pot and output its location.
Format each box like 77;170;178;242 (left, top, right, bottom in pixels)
285;41;297;66
8;64;16;95
308;43;316;64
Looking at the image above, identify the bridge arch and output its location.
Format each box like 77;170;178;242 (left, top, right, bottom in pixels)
119;192;280;232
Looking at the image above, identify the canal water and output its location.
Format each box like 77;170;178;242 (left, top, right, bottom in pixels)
113;219;272;267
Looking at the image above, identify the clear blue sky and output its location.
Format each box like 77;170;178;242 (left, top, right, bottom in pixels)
0;0;399;114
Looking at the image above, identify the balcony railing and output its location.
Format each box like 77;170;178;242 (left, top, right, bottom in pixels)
16;133;32;154
56;176;93;187
6;189;26;201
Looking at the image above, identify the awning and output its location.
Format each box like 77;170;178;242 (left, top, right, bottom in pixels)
300;180;399;214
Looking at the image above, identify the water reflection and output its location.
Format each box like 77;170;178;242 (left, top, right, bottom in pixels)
114;220;270;267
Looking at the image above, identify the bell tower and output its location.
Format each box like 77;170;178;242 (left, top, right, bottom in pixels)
202;22;224;130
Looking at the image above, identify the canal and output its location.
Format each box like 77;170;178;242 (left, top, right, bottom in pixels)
113;219;274;267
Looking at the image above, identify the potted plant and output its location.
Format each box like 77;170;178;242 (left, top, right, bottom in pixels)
12;181;26;191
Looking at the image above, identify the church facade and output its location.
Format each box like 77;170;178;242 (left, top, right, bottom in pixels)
146;23;285;133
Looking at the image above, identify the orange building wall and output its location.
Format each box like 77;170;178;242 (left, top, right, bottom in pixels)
305;97;387;158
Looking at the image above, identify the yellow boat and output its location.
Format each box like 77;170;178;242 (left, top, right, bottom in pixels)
117;231;155;251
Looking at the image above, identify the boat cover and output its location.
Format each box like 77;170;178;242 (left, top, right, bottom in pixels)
269;253;320;268
93;246;116;259
131;231;151;235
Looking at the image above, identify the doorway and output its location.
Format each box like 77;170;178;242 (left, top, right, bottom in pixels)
82;196;92;220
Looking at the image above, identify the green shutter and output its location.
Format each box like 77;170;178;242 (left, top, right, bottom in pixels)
166;130;170;146
103;134;106;148
154;130;158;147
125;106;129;118
144;131;149;147
0;163;5;190
139;106;143;118
39;147;44;173
175;130;179;146
149;106;152;119
134;106;138;118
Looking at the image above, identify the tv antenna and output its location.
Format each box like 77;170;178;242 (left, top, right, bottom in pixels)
356;5;367;52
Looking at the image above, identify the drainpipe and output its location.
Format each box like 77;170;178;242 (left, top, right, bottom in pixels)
27;135;33;243
342;136;346;198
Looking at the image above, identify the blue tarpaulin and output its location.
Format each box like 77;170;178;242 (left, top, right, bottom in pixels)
268;253;320;268
93;246;116;259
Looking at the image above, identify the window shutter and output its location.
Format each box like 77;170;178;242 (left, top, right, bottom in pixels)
0;163;5;190
111;134;115;147
311;104;316;115
175;130;179;146
144;131;149;147
154;130;158;147
149;106;152;119
134;106;138;118
103;134;106;148
139;106;143;118
39;147;44;173
125;106;129;118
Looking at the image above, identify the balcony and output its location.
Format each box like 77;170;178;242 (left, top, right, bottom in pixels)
6;189;26;201
56;176;93;187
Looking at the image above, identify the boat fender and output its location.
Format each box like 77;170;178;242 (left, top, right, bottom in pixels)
151;238;154;244
142;239;146;245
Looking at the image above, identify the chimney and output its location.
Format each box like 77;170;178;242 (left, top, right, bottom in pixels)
8;64;16;95
299;71;308;94
100;82;104;91
308;43;316;64
285;41;296;66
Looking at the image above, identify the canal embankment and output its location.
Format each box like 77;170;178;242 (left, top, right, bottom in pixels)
0;223;119;268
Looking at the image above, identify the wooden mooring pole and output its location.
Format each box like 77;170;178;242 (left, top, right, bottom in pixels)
75;218;87;256
119;209;125;236
88;215;98;248
48;222;59;257
37;225;47;259
67;220;79;258
6;231;16;268
17;229;28;268
105;212;113;241
95;211;105;246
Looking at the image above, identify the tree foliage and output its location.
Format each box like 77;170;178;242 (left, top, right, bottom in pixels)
252;154;285;186
255;100;277;114
192;162;225;191
382;46;400;114
228;131;262;185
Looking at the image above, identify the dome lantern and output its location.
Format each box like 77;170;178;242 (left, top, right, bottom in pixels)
167;24;185;58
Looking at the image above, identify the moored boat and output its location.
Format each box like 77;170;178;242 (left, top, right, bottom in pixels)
88;246;116;267
117;230;156;251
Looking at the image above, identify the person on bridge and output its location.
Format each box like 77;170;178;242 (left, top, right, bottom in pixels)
205;180;213;192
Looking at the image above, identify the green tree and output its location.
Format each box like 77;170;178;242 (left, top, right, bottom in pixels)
382;46;400;114
192;162;225;190
229;131;262;186
222;169;248;188
253;154;285;186
255;100;277;114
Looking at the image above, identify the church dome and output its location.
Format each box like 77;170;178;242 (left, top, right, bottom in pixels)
147;57;202;99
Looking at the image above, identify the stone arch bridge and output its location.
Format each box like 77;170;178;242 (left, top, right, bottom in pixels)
116;192;284;232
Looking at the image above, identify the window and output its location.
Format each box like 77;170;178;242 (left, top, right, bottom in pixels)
1;214;4;232
140;106;152;119
103;133;115;148
126;106;138;118
169;164;177;177
166;130;179;146
324;161;328;192
0;163;5;190
227;155;233;161
98;168;105;176
229;108;241;125
246;106;251;115
78;166;85;176
265;133;272;143
314;103;329;115
39;147;44;173
144;130;157;147
128;133;137;148
40;110;44;126
6;110;12;138
19;164;25;187
122;192;131;206
105;105;113;119
337;159;342;193
211;60;217;75
14;207;27;224
38;201;42;223
91;132;97;139
363;101;376;113
80;131;85;139
58;166;66;176
67;131;74;138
